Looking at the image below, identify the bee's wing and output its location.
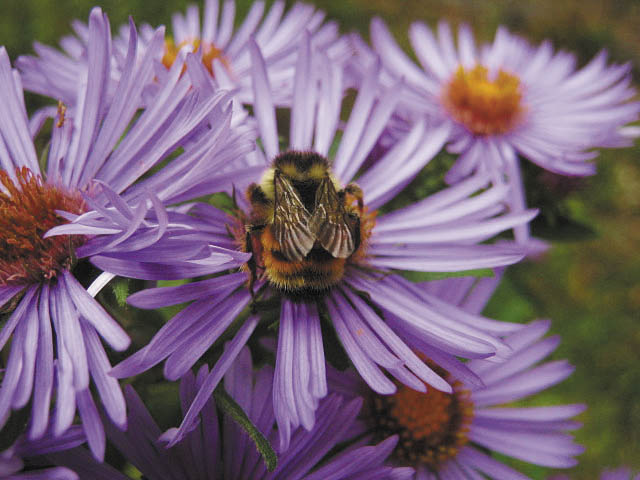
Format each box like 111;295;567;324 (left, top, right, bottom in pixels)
273;172;315;261
309;176;357;259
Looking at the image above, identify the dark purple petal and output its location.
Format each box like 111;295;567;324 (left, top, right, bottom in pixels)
469;426;583;468
249;38;278;159
90;250;244;280
0;48;39;173
273;395;362;479
0;285;24;310
10;300;38;412
0;303;27;425
54;282;89;390
127;271;246;308
454;446;529;480
62;271;130;352
111;292;235;379
332;58;381;181
66;7;111;188
326;294;396;395
76;389;106;461
0;286;37;351
473;361;575;407
164;315;258;447
273;301;300;450
30;284;54;439
81;321;126;430
342;287;453;391
304;436;399;480
163;290;251;380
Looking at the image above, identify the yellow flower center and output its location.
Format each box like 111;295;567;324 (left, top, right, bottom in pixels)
370;379;473;469
443;65;524;135
0;168;86;286
162;37;229;76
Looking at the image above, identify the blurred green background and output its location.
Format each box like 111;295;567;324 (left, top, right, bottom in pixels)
1;0;638;478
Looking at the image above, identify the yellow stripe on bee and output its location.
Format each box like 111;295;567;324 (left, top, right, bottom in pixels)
259;168;276;200
259;166;344;202
259;226;346;292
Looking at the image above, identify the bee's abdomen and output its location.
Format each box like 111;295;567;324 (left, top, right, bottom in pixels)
260;228;345;298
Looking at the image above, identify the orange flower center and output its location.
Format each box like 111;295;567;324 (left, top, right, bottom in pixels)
0;168;86;286
162;37;229;76
370;379;473;469
443;65;524;135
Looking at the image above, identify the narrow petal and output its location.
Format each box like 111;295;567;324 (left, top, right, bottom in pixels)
77;388;106;461
249;38;278;160
30;284;54;439
127;272;246;308
163;290;251;380
326;294;396;394
164;315;258;447
11;295;39;409
62;271;130;352
0;286;37;351
273;301;300;450
81;321;127;429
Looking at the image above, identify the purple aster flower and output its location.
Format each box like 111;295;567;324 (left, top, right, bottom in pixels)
359;19;640;243
0;7;251;460
17;0;352;114
330;318;586;479
46;347;413;480
106;37;535;450
0;422;84;479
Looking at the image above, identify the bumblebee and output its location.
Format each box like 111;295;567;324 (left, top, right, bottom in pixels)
244;151;365;298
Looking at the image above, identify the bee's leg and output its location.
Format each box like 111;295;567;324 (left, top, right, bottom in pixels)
245;224;265;298
245;231;258;296
344;183;364;213
231;184;239;209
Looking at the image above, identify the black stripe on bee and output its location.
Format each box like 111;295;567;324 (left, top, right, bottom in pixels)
273;150;329;173
247;183;270;206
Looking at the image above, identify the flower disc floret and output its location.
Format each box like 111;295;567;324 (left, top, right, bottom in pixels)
370;378;473;468
443;65;524;136
0;168;86;286
162;36;229;76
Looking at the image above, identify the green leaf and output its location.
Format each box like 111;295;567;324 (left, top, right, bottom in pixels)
38;138;51;173
328;130;343;159
401;268;494;282
214;386;278;472
208;192;237;215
